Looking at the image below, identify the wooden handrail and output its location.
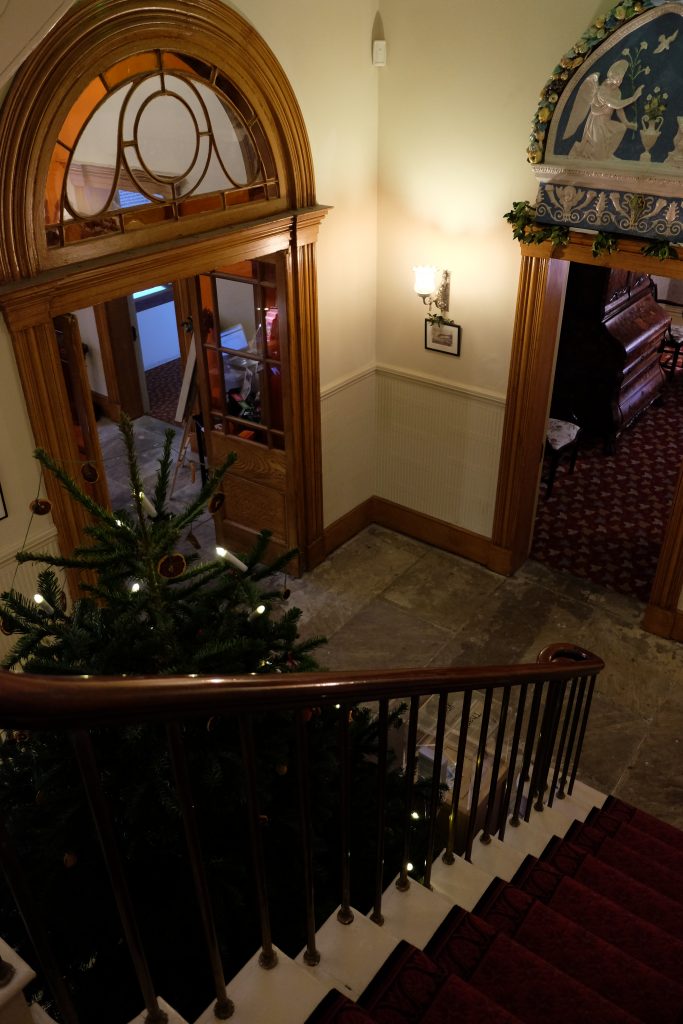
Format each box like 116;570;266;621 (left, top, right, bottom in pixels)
0;646;604;729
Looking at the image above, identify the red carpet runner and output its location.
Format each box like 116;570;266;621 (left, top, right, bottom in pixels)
306;798;683;1024
531;376;683;603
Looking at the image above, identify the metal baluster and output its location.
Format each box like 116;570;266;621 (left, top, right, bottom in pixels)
396;695;420;891
370;698;389;925
0;816;79;1023
531;680;567;815
567;673;597;796
442;690;472;865
70;730;168;1024
423;692;448;889
481;686;510;844
238;715;277;970
496;684;527;841
295;710;319;965
510;681;544;828
547;678;578;806
557;679;587;800
465;690;493;862
337;704;354;925
166;723;233;1019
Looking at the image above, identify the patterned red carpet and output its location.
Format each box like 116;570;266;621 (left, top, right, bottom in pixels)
145;357;183;424
531;374;683;603
306;798;683;1024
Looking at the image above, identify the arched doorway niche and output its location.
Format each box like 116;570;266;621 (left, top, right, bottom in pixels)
0;0;327;578
492;233;683;642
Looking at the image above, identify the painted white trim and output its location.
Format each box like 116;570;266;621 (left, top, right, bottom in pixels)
320;364;376;400
0;526;58;565
321;363;506;406
376;363;506;405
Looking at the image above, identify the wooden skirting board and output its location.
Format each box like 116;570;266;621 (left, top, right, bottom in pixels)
323;496;505;572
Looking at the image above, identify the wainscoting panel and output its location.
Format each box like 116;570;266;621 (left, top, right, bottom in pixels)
376;367;505;538
321;367;376;528
0;528;60;662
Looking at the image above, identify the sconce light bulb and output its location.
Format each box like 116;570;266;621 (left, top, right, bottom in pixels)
413;265;438;298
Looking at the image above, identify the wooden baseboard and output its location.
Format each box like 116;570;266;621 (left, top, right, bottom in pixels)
370;496;495;567
642;602;676;639
91;392;121;422
323;497;496;568
671;608;683;642
323;499;374;556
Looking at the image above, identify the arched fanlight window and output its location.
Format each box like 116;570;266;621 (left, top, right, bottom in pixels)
45;50;279;249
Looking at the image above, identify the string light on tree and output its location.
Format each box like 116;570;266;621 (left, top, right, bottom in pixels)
215;546;248;572
33;594;55;615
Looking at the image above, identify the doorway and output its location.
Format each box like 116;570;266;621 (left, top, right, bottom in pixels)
492;241;683;641
0;0;327;583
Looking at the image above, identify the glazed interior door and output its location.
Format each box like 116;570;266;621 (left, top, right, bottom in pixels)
194;259;299;571
53;312;110;509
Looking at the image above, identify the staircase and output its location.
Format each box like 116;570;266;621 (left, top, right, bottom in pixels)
0;644;680;1024
302;791;683;1024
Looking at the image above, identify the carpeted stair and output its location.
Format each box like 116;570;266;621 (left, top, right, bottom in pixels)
304;797;683;1024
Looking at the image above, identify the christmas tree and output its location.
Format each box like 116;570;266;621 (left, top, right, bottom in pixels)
0;419;424;1023
1;414;323;675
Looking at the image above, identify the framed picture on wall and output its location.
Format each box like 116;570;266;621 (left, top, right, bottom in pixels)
0;482;6;521
425;318;461;356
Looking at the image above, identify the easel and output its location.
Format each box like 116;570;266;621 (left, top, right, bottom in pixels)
170;343;207;495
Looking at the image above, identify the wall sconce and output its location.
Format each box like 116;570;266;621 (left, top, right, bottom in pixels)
413;266;451;316
413;266;461;357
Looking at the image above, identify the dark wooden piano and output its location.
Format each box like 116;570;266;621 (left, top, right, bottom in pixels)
552;265;670;450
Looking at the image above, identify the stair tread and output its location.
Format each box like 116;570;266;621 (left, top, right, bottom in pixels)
204;946;329;1024
514;855;683;984
477;882;683;1022
427;910;642;1024
295;906;398;1000
542;839;683;941
375;874;452;949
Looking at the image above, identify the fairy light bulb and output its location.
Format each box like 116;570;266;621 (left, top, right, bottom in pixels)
215;546;248;572
33;594;55;615
248;603;266;621
138;491;157;518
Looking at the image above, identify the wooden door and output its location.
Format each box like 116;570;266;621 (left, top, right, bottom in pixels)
94;297;146;420
192;259;299;571
53;313;110;508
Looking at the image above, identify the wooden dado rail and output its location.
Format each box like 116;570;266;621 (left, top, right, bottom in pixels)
0;644;604;1024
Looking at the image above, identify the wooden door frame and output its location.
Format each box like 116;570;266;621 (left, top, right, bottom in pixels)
0;210;327;575
0;0;328;580
491;231;683;640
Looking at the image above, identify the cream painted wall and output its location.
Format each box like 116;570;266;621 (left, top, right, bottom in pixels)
230;0;380;391
0;320;56;560
371;1;611;535
376;0;608;392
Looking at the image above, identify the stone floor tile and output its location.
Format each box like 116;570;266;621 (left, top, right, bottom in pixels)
319;598;455;670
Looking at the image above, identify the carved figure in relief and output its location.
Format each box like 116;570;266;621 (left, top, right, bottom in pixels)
564;61;643;161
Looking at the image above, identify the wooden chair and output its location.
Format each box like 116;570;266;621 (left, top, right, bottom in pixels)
543;417;581;498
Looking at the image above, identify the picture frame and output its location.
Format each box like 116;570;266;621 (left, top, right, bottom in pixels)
0;482;6;521
425;317;461;356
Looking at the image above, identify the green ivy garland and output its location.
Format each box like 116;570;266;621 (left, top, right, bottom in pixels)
504;201;680;262
527;0;653;165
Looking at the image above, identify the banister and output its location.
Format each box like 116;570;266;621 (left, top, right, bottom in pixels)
0;646;605;730
0;642;607;1023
